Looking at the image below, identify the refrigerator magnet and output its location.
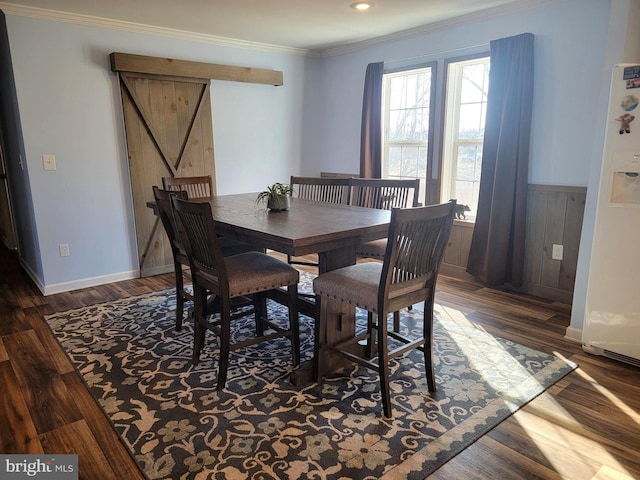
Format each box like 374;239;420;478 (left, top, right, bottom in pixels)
623;65;640;88
621;95;639;111
615;113;635;134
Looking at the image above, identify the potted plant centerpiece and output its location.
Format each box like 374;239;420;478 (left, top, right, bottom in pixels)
256;182;294;212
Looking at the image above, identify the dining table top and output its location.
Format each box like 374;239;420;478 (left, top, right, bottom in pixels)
192;192;392;257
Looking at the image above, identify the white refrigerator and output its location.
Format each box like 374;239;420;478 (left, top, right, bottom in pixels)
583;64;640;367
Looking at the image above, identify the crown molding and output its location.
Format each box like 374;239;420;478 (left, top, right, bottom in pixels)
0;2;311;56
1;0;559;59
319;0;557;57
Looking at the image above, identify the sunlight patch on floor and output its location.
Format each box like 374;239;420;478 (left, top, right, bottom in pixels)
571;366;640;427
434;303;636;480
592;464;638;480
435;304;556;407
513;390;636;479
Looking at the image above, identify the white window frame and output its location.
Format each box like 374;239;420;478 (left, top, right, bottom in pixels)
441;56;490;219
381;65;436;205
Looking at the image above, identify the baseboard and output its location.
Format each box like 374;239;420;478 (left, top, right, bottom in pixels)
515;283;573;304
19;257;45;294
440;263;574;305
564;326;582;344
141;264;174;277
42;269;140;296
18;253;142;296
439;263;476;280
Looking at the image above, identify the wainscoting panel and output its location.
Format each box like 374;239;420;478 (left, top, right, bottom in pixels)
443;220;474;268
523;184;586;302
441;184;586;304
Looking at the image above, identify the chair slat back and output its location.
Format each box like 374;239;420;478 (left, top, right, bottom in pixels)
171;197;228;287
290;176;352;205
349;178;420;210
163;175;213;199
153;187;188;255
380;201;455;309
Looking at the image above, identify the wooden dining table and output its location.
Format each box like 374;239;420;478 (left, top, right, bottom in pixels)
148;192;391;385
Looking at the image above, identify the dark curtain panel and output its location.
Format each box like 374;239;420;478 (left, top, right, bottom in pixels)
466;33;534;287
360;61;384;178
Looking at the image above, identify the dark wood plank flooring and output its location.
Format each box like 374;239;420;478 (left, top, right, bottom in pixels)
1;246;638;479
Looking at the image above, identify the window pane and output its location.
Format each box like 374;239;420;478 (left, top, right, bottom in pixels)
389;108;429;141
387;146;402;177
455;180;476;210
474;147;483;181
401;146;419;177
460;64;488;103
388;76;406;110
458;103;484;139
388;110;403;141
418;145;428;177
389;73;430;110
457;145;479;181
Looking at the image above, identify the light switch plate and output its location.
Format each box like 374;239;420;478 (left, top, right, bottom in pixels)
43;154;57;171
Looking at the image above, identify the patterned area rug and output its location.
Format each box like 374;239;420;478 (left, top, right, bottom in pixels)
45;282;576;480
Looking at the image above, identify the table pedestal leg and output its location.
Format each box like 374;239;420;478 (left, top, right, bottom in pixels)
289;246;357;387
315;296;356;379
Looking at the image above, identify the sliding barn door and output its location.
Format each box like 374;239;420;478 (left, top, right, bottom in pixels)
118;72;216;276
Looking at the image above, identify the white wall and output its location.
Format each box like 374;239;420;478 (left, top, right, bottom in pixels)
5;15;311;292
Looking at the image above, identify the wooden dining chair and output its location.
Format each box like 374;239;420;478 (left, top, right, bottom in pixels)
291;176;352;205
351;177;420;258
153;186;258;331
171;196;301;390
350;178;422;330
163;175;213;199
288;176;353;269
312;200;456;418
349;177;420;210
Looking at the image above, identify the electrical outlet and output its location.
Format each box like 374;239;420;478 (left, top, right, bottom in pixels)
552;244;563;261
43;154;57;171
59;243;70;257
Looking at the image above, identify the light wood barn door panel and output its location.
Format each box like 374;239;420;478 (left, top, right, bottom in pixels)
119;73;216;276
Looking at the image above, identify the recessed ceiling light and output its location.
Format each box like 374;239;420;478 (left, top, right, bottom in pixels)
351;2;373;11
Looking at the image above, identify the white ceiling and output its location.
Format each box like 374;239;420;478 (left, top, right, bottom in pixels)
0;0;533;52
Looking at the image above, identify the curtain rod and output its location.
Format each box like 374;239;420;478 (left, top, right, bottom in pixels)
384;42;489;66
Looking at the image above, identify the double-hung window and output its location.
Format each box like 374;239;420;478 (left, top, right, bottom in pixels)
381;66;435;201
441;56;490;218
381;54;490;219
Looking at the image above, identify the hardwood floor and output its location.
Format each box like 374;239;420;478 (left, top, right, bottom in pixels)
1;245;638;479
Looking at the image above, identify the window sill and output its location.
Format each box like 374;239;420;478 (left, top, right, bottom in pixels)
453;218;475;227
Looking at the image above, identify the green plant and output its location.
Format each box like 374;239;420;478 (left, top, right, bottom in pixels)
256;182;294;206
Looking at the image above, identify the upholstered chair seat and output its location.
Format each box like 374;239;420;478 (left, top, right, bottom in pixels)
202;251;300;298
313;262;382;312
352;238;387;260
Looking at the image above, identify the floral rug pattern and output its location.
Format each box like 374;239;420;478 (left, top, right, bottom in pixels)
45;285;576;480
